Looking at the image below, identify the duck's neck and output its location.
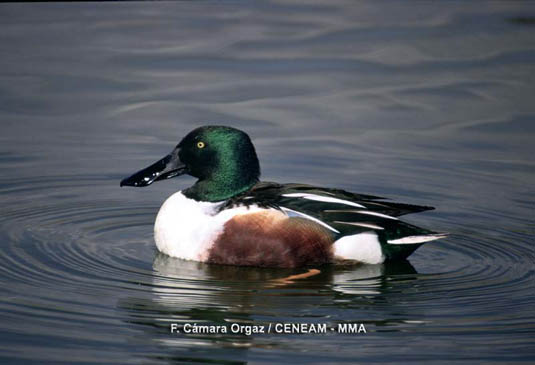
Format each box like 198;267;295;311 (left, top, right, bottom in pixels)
183;176;258;202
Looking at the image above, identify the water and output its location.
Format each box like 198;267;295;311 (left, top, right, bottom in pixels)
1;1;534;364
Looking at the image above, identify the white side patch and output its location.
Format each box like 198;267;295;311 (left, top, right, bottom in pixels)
333;232;385;264
388;234;447;245
282;193;365;208
279;206;339;233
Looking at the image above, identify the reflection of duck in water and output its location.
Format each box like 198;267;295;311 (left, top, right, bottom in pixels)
121;126;445;268
151;253;418;296
115;255;419;357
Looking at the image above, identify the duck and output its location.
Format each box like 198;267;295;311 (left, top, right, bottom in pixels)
120;125;445;268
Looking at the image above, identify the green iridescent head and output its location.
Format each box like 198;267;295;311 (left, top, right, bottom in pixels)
120;126;261;202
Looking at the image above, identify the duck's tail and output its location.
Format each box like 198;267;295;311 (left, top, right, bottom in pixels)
381;231;448;261
387;233;447;245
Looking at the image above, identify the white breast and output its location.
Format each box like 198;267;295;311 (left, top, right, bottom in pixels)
153;191;265;262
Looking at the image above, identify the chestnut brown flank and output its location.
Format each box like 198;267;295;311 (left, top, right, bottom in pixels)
207;210;334;268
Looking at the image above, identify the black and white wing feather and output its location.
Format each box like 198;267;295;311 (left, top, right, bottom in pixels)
222;182;445;259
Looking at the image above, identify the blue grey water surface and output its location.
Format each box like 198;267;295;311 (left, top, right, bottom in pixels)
0;1;534;364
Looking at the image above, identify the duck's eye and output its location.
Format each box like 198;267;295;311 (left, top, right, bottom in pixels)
196;141;205;149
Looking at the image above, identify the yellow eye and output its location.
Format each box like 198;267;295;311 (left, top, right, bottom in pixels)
197;141;205;149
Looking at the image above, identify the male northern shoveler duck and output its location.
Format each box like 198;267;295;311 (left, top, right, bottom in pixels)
120;126;445;268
